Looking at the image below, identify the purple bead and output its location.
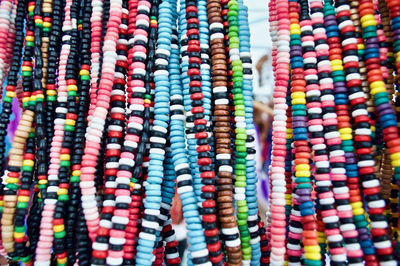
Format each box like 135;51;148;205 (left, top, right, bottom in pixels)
324;19;336;27
293;116;307;122
376;103;392;112
296;188;312;195
365;37;379;45
296;196;312;203
292;121;307;128
379;107;395;116
290;49;303;57
334;86;347;93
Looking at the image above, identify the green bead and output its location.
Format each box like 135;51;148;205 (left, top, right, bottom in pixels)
228;31;238;38
236;145;247;152
236;200;247;207
228;3;239;11
238;224;248;231
292;104;306;111
3;96;12;103
26;41;34;47
240;235;251;244
38;184;47;189
235;170;246;177
22;71;32;77
68;91;77;97
145;94;151;99
235;127;246;134
238;206;249;213
236;151;247;158
58;194;69;201
232;70;243;78
60;160;70;167
15;226;25;233
16;202;28;209
297;183;312;189
235;163;246;170
22;165;33;172
242;254;252;260
232;88;242;94
235;158;246;164
235;110;245;116
295;177;311;183
70;176;80;182
57;263;67;266
65;125;75;132
21;256;31;263
293;110;307;116
235;104;245;111
228;20;239;27
230;37;240;44
235;181;247;187
356;219;369;228
234;100;244;106
81;75;90;81
237;213;248;222
35;22;43;28
236;133;246;140
363;25;377;33
304;259;322;266
47;95;56;102
233;93;243;100
54;231;66;238
362;31;377;39
6;183;18;190
228;26;239;33
43;27;50;33
235;139;246;146
227;10;238;17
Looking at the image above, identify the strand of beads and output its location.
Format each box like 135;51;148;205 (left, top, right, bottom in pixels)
266;0;289;263
308;0;364;263
226;1;252;264
237;1;261;264
0;0;16;83
330;0;378;261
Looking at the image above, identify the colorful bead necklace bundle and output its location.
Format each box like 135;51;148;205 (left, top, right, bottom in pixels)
269;0;400;263
0;0;275;265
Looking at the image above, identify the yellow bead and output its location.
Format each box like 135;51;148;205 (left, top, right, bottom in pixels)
285;194;291;199
296;164;310;171
65;119;76;126
340;134;352;141
304;246;321;253
46;90;56;96
370;86;386;95
38;180;48;185
43;22;52;28
370;81;385;90
67;85;78;91
362;20;377;27
53;224;65;233
25;36;34;42
35;19;43;24
57;188;68;195
23;159;34;167
60;154;70;161
14;232;25;239
72;170;81;176
290;24;300;30
331;59;343;66
28;5;34;12
304;252;321;260
292;98;306;105
351;201;363;209
290;29;301;35
144;99;151;104
21;66;32;72
339;128;352;134
30;95;37;102
129;182;136;188
5;177;18;184
6;91;16;98
0;201;3;206
291;91;305;99
80;69;89;76
295;170;311;177
390;152;400;161
17;196;29;203
357;44;365;50
360;14;375;23
150;19;157;25
331;64;343;71
22;97;29;103
370;125;376;132
57;257;68;264
353;207;364;216
392;159;400;167
36;94;44;100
